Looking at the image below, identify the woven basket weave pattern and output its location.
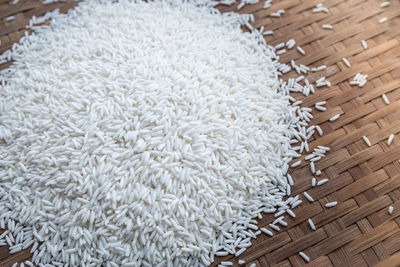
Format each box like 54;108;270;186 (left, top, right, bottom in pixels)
1;0;400;266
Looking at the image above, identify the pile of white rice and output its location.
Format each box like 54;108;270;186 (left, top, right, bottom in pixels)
0;0;310;266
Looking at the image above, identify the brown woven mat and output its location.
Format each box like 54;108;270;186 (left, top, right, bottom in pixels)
0;0;400;266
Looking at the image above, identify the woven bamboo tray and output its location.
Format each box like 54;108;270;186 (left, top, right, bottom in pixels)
0;0;400;266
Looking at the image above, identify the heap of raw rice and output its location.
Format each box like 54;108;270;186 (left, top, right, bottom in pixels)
0;0;311;265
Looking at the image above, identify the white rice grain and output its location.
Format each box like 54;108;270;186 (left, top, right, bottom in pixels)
260;228;273;236
310;161;315;173
315;105;327;112
380;1;390;8
235;247;246;256
316;125;323;136
322;24;333;29
286;209;296;218
382;94;390;105
291;160;302;168
317;178;328;186
312;177;316;187
342;57;351;68
303;192;314;202
269;224;280;231
263;30;274;36
388;206;394;215
388;134;395;145
325;201;338;208
299;251;310;262
308;218;316;230
361;40;368;49
5;16;15;22
220;0;236;5
329;114;340;122
362;136;372;147
297;46;305;55
287;173;294;186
